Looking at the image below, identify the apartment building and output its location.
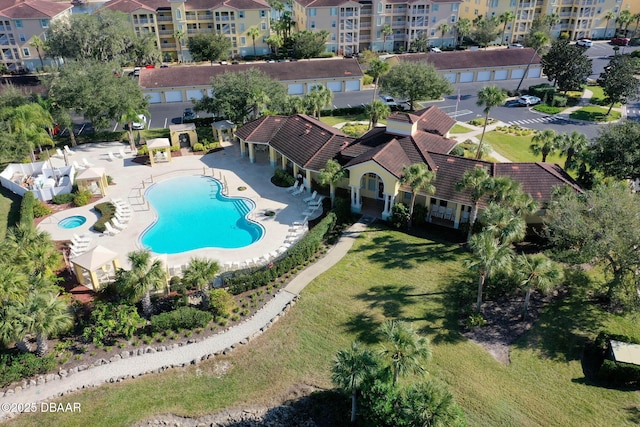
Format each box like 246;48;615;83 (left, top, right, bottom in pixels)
102;0;271;61
0;0;72;72
292;0;463;55
459;0;638;44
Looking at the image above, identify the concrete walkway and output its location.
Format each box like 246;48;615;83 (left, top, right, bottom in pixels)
0;217;371;421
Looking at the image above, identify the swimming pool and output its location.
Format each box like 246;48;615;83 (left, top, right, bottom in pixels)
141;176;264;254
58;215;87;229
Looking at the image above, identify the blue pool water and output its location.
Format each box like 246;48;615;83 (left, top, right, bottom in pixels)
58;215;87;229
141;176;263;254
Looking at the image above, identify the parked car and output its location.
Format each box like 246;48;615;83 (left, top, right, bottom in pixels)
183;108;197;121
429;47;442;53
379;95;398;107
518;95;541;106
133;66;141;76
611;37;630;46
124;114;147;130
630;38;640;46
576;39;593;48
508;43;524;49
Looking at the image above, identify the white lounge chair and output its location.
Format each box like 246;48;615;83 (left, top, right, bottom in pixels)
71;236;91;248
82;158;94;168
115;213;131;224
286;181;300;193
302;206;318;217
119;147;128;158
112;218;128;230
308;196;325;207
64;145;74;155
303;190;318;203
72;160;85;170
56;148;65;158
116;207;131;217
104;222;120;235
108;151;117;161
73;233;91;243
292;186;305;196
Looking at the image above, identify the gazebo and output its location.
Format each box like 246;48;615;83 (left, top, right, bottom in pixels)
147;138;172;166
70;245;121;291
212;120;236;143
75;167;108;197
169;123;198;149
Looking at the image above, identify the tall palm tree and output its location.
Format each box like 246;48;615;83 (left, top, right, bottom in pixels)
378;319;432;386
247;26;261;58
304;84;333;119
557;130;588;170
21;292;73;356
122;108;144;152
173;29;185;62
479;203;526;246
368;58;390;102
265;34;283;57
29;36;46;71
438;23;451;47
456;166;492;241
118;250;167;318
365;99;390;130
632;13;640;37
618;10;633;36
499;11;515;44
400;163;436;228
529;129;558;162
475;86;506;160
603;11;616;38
318;159;347;207
486;177;538;218
516;31;550;93
455;18;472;47
331;341;379;423
3;224;60;279
466;231;513;312
516;254;563;318
382;25;393;52
4;103;54;160
0;263;28;305
182;257;219;294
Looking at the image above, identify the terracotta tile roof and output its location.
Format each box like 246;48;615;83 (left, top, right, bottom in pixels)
235;115;288;142
139;59;363;89
0;0;72;18
294;0;352;6
395;48;541;71
102;0;268;12
413;105;456;136
101;0;160;14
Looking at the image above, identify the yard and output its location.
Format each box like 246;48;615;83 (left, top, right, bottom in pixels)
483;131;566;165
8;225;640;427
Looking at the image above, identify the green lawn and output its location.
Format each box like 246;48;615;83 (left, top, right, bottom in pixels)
320;114;369;127
484;131;566;165
0;186;20;240
450;124;474;134
8;226;639;426
570;106;621;122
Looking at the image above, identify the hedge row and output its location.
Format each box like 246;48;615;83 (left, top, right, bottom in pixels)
224;212;337;294
93;202;116;233
320;106;367;117
19;191;35;226
150;306;212;333
0;352;56;388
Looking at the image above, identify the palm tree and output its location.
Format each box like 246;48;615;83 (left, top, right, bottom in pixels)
479;203;526;246
486;177;538;217
618;10;633;36
174;29;185;62
22;292;73;356
516;254;563;318
378;319;431;386
499;11;515;44
456;166;492;241
368;58;390;102
4;103;54;161
466;231;513;312
365;100;391;130
285;95;306;114
265;34;283;57
475;86;506;160
331;341;379;423
632;13;640;37
247;26;261;58
516;31;550;93
529;129;558;162
182;257;219;294
118;250;167;318
122;108;144;152
318;159;347;207
438;23;451;47
403;380;466;427
400;163;436;228
304;84;333;119
382;25;393;52
0;263;28;304
3;224;60;279
603;11;616;38
455;18;472;47
557;131;588;170
29;36;46;71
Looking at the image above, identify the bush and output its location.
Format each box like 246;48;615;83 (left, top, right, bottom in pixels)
449;145;465;157
528;83;556;100
150;306;212;333
192;142;204;152
209;289;236;317
51;193;74;204
19;191;35;226
390;203;410;229
271;168;296;187
533;104;562;114
363;75;374;85
93;202;115;233
137;145;149;156
552;95;567;107
82;302;143;346
0;352;56;387
33;200;52;218
73;189;92;206
318;52;335;58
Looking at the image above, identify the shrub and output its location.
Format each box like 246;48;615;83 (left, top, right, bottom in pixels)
528;83;556;100
363;75;374;86
93;202;115;232
552;95;567;107
192;143;205;152
318;52;335;58
271;168;296;187
0;352;56;387
137;145;149;155
209;289;236;317
464;312;486;329
82;302;143;346
73;189;93;207
51;193;74;204
390;203;410;229
449;145;465;157
19;191;35;226
533;104;562;114
32;200;52;218
150;306;212;333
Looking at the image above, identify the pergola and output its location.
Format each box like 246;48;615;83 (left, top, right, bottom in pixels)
75;166;108;197
212;120;236;143
147;138;172;166
70;245;121;291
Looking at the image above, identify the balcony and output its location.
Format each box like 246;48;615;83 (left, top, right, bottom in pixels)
133;18;150;24
0;25;10;31
360;22;371;28
359;35;370;41
159;29;172;35
215;16;233;22
157;16;172;22
161;43;176;49
340;11;359;17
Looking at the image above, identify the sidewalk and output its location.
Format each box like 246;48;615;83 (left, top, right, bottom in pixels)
0;218;371;420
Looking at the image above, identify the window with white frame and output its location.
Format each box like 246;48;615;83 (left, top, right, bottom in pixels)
239;23;245;32
22;47;29;56
433;4;438;11
240;36;246;45
14;20;22;28
261;22;266;30
331;7;337;15
332;20;336;27
40;19;49;28
260;10;266;17
450;15;456;23
176;10;181;19
18;33;25;42
238;11;244;18
309;8;316;16
452;4;458;11
311;21;315;28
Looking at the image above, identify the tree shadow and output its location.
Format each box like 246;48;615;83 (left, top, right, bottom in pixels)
342;313;383;345
420;275;471;345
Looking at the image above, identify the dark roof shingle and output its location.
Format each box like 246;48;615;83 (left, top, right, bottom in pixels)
396;48;541;70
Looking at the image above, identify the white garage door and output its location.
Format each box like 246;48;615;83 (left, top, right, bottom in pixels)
165;91;184;102
460;72;474;83
444;73;456;83
345;80;360;91
186;89;204;101
288;83;304;95
146;92;162;104
327;81;342;92
527;67;542;78
477;71;491;81
494;70;508;80
511;69;525;80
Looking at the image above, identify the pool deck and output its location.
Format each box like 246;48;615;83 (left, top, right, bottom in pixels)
37;141;315;272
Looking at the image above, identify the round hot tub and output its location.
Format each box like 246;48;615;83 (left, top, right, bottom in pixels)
58;215;87;229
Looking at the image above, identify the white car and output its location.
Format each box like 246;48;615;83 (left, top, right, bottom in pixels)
518;95;541;106
429;47;442;53
125;114;147;130
576;39;593;48
379;95;398;107
508;43;524;49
